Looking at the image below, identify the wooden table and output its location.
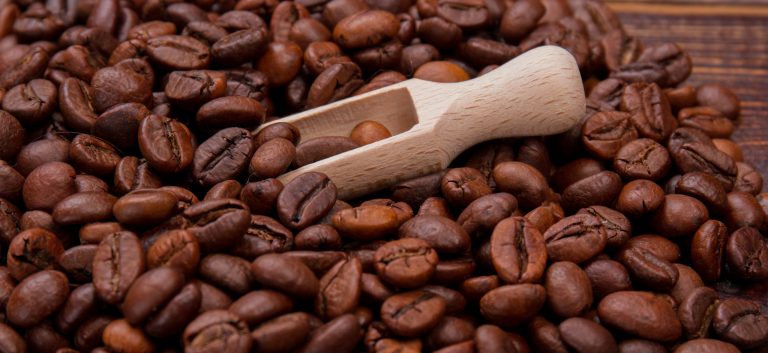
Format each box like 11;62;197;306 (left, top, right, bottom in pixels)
606;0;768;191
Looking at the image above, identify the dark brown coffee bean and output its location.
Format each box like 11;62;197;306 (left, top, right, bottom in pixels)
678;106;734;138
613;138;671;181
249;138;295;180
713;298;768;349
399;215;470;255
6;270;69;328
295;136;359;167
584;259;632;299
256;41;303;87
251;253;319;298
674;339;740;353
297;313;362;353
52;191;116;225
113;156;162;195
79;221;123;244
332;10;398;49
255;122;301;146
91;59;154;114
650;194;709;238
616;179;665;217
417;16;463;50
561;171;623;212
724;191;765;231
391;170;446;209
489;216;546;284
183;198;250;251
544;213;607;264
439;167;491;208
145;281;202;338
620;82;677;141
457;193;517;237
285;250;349;276
0;161;23;202
696;83;740;120
578;206;631;249
491;162;548;210
199;254;254;294
588;78;626;110
146;229;200;276
93;103;151;153
480;284;545;327
350;120;392;146
68;134;121;176
183;310;252;353
726;227;768;280
251;312;314;353
238;179;282;216
316;256;362;319
635;42;692;87
332;205;399;241
374;238;437;289
691;220;727;282
381;290;447;337
0;46;48;90
598;291;682;342
15;137;70;176
197;96;265;131
56;283;97;334
196;280;233;312
192;127;255;187
676;172;728;214
306;62;363;108
203;180;242;202
121;266;184;325
92;231;146;305
499;0;544;41
277;172;337;230
678;287;718;340
413;60;470;82
164;70;227;108
672;141;737;191
58;244;97;283
146;35;210;70
229;290;293;327
616;247;679;291
733;161;762;195
545;261;593;319
582;111;638;160
102;318;154;353
2;79;56;127
232;215;294;258
6;228;64;281
138;114;195;174
558;317;617;353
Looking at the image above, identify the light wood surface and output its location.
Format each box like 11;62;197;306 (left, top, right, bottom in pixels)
260;46;585;200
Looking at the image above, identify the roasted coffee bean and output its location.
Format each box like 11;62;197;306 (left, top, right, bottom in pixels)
350;120;392;146
307;62;364;108
678;286;718;339
480;284;545;327
257;41;303;87
58;244;97;283
636;42;692;87
138;114;195;174
197;280;233;312
316;256;362;319
726;227;768;280
492;162;548;210
145;281;202;338
251;253;319;298
559;317;618;353
624;234;680;262
113;156;162;195
0;161;23;202
724;191;765;231
295;136;359;167
164;70;227;108
52;191;116;225
277;172;337;230
712;298;768;349
616;247;679;291
584;259;632;299
2;79;57;127
93;103;151;153
249;138;295;180
251;312;314;353
678;106;734;138
676;172;728;214
6;270;69;328
620;82;677;141
582;111;638;160
578;206;631;249
457;193;517;237
255;122;301;146
192;127;255;187
56;283;98;333
146;35;210;70
613;138;671;181
0;46;48;90
441;167;492;208
103;318;154;352
199;254;254;294
374;238;438;289
696;83;740;120
5;227;63;281
92;231;146;305
650;194;709;237
598;291;682;342
233;215;294;258
197;96;266;131
146;229;200;276
183;310;251;353
490;216;546;284
671;141;737;191
546;261;593;318
68;134;121;176
184;198;250;251
690;220;727;282
561;171;623;212
229;290;293;327
734;161;763;194
121;266;184;325
399;215;470;255
474;324;528;353
544;213;607;263
58;79;98;131
381;290;447;337
499;0;545;41
674;339;740;353
240;178;284;216
414;61;470;82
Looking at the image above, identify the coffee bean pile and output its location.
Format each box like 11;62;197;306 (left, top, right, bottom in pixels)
0;0;766;352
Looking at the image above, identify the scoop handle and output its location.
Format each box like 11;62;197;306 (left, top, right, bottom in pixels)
278;46;585;200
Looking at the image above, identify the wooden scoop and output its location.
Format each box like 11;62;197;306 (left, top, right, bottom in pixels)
259;45;586;200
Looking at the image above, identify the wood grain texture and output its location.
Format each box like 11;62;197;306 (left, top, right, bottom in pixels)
606;0;768;191
266;46;584;200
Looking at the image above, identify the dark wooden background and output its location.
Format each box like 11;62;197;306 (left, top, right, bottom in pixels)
605;0;768;191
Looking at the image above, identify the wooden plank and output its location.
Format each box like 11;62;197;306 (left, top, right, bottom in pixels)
606;1;768;191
